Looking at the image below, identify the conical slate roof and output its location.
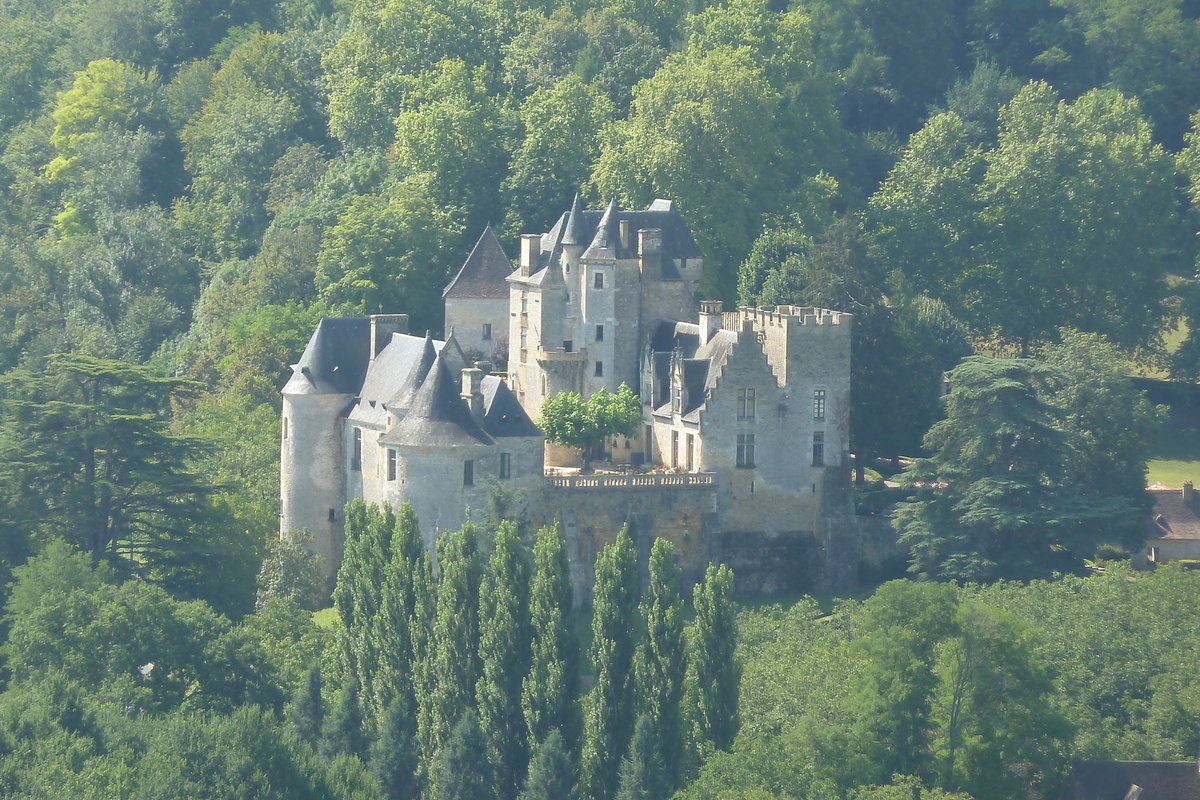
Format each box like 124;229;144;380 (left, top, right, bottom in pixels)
443;225;514;299
282;317;371;395
385;330;438;411
381;355;492;448
562;192;585;245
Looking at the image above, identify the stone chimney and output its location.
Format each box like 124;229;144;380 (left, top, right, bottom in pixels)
473;360;492;375
462;367;485;425
1184;481;1194;503
370;314;409;359
699;300;723;345
639;228;662;278
519;234;540;277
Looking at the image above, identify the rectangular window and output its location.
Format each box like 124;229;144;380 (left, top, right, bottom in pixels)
563;339;573;352
737;388;756;419
482;323;492;340
499;452;511;480
387;449;397;481
812;431;825;466
594;272;605;289
595;324;604;342
736;434;755;468
595;361;604;377
686;434;694;471
464;460;474;487
351;428;362;471
814;388;826;420
282;417;288;439
521;293;528;313
520;329;527;348
328;508;336;522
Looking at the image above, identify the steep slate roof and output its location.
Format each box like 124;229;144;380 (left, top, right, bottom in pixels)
1060;760;1200;800
1147;489;1200;541
385;332;440;413
382;355;492;448
649;320;741;420
283;318;371;396
482;376;543;438
443;225;514;299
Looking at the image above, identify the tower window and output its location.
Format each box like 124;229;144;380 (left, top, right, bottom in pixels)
351;428;362;471
387;449;397;481
482;323;492;340
328;508;336;522
464;460;474;486
499;452;511;480
563;340;573;352
594;272;605;289
595;324;604;342
812;431;825;466
736;434;755;468
282;417;288;439
737;388;756;419
814;389;826;420
595;361;604;377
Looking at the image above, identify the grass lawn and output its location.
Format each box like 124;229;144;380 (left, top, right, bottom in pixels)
1146;400;1200;489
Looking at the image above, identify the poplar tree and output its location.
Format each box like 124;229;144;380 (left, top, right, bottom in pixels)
477;521;533;800
322;677;368;761
519;730;575;800
522;524;578;750
420;523;483;791
634;538;686;794
689;563;740;752
376;503;425;724
580;527;640;800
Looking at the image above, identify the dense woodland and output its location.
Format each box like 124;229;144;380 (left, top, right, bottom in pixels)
2;0;1200;796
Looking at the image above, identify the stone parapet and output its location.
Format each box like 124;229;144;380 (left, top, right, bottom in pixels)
546;472;715;488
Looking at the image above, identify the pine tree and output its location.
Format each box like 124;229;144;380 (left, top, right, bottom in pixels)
430;710;495;800
689;564;740;752
519;729;575;800
370;692;420;800
522;524;577;750
615;714;667;800
323;677;368;760
476;521;533;800
287;663;324;747
420;523;483;792
580;527;640;800
634;538;686;794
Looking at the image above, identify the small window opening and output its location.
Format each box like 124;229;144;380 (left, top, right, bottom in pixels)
482;323;492;340
595;324;604;342
464;460;474;486
595;361;604;377
594;272;605;289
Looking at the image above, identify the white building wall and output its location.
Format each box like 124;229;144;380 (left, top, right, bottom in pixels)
445;297;509;361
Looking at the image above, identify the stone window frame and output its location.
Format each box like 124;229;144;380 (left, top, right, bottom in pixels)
812;431;825;466
482;323;492;340
386;449;397;481
737;387;756;419
736;433;755;468
594;271;605;289
595;360;604;377
499;452;511;480
813;388;826;420
595;324;604;342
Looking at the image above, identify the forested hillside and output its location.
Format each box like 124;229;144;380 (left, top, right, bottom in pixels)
2;0;1200;796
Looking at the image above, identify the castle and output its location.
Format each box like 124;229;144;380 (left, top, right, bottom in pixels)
281;198;860;597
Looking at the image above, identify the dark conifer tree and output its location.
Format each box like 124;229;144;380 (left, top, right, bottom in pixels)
377;502;425;724
322;677;368;760
370;692;420;800
518;729;575;800
615;714;668;800
430;710;495;800
634;538;686;793
580;527;640;800
477;521;533;800
287;663;324;747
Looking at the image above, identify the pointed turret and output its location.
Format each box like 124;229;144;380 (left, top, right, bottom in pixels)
386;330;438;414
562;192;585;245
583;198;620;261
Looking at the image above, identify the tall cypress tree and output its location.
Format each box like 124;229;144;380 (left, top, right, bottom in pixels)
580;527;640;800
420;522;483;792
519;729;575;800
287;663;324;747
689;563;740;753
477;521;533;800
634;538;686;795
371;692;420;800
430;710;495;800
522;524;577;750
